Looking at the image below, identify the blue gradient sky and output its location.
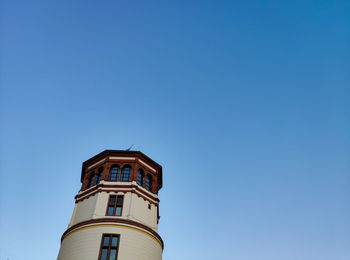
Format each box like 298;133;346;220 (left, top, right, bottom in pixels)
1;1;349;259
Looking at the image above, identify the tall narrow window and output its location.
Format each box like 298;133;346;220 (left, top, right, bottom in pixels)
109;165;120;181
106;195;124;216
99;234;120;260
120;166;131;181
145;174;152;191
137;169;144;186
95;167;103;185
88;172;95;188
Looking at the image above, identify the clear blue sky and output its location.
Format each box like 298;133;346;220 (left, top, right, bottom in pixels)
1;1;349;259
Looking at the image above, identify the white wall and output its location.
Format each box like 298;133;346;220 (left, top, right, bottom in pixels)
70;190;158;231
129;193;158;231
69;193;98;227
58;225;162;260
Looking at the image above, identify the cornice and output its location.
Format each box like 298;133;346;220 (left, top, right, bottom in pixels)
75;183;160;205
61;218;164;249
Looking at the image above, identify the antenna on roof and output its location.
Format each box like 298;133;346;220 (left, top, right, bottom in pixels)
126;144;134;151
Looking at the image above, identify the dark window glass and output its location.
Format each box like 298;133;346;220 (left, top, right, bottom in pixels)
95;172;102;185
101;249;108;260
103;237;110;247
115;207;122;216
111;237;118;247
109;196;116;206
109;166;120;181
88;172;95;188
98;168;104;183
145;174;152;191
107;207;114;216
120;166;131;181
99;234;120;260
117;196;123;205
137;169;144;186
109;249;117;260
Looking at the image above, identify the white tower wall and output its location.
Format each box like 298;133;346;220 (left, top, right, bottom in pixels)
58;225;162;260
69;185;159;230
57;150;163;260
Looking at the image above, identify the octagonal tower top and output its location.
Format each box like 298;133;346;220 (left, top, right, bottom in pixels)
80;150;163;194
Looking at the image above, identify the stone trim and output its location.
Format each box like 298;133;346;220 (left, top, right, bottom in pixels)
75;183;159;205
61;218;164;249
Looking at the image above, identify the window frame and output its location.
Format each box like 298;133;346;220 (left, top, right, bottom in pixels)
145;174;152;191
120;165;131;182
106;195;124;216
87;168;104;189
108;165;120;181
88;172;96;188
98;233;120;260
95;167;103;185
137;168;144;186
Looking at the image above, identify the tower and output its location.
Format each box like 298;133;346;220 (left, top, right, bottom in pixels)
57;150;163;260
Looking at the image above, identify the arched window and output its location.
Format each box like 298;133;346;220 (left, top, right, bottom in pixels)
120;165;131;182
109;165;120;181
145;174;152;191
88;172;95;188
95;167;103;185
137;169;144;186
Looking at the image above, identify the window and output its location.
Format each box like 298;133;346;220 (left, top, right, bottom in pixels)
88;172;95;188
120;166;131;181
145;174;152;191
106;195;124;216
95;167;103;185
99;234;120;260
109;165;120;181
87;168;104;189
137;169;144;186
